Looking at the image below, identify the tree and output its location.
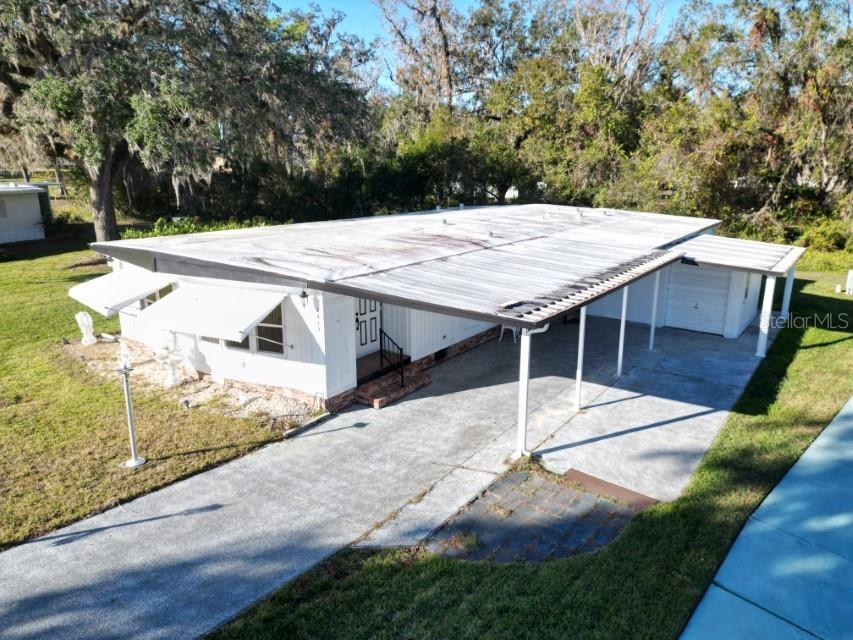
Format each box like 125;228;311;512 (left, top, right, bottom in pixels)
377;0;464;113
0;1;369;240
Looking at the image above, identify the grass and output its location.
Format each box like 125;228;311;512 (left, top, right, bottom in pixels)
210;270;853;640
0;240;279;549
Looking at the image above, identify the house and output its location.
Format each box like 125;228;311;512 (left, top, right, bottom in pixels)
69;204;803;453
0;184;46;244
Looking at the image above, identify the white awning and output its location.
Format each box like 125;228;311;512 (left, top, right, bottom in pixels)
137;283;283;342
69;270;175;317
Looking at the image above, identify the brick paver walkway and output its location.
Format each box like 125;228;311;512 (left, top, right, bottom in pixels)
425;470;637;562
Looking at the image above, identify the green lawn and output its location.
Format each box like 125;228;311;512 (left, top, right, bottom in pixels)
210;270;853;640
0;240;278;549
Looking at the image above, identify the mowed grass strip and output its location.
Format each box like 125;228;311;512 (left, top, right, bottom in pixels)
0;241;278;549
210;271;853;640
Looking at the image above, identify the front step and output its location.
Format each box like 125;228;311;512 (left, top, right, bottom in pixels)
356;354;412;386
356;370;431;409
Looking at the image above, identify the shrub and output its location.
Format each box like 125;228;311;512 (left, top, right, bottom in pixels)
800;219;853;252
121;216;277;239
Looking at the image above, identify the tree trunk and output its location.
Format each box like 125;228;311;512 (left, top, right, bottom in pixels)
20;163;30;182
52;157;67;196
88;159;119;242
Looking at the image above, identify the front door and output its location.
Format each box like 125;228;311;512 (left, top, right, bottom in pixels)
355;298;381;357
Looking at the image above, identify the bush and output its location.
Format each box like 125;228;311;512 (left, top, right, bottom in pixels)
45;210;87;234
120;215;277;239
800;219;853;252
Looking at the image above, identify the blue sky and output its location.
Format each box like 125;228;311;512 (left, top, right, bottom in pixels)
277;0;692;45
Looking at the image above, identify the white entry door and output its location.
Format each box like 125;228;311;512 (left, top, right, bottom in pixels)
355;298;381;357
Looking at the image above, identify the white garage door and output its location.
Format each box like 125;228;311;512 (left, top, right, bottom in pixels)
665;263;730;334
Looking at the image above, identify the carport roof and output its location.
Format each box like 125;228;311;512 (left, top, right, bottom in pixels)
92;204;717;328
677;234;805;276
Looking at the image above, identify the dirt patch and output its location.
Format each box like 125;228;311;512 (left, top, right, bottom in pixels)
64;257;108;269
64;336;323;431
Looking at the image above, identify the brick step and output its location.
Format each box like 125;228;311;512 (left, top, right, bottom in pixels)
356;371;432;409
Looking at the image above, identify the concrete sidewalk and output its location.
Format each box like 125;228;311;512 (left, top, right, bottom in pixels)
0;319;766;639
682;396;853;640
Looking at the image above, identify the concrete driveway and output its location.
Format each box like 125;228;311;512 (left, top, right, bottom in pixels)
0;317;769;639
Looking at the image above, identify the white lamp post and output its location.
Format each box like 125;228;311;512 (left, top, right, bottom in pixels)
117;342;146;469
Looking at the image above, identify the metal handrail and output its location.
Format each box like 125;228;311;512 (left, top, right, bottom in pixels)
379;328;405;388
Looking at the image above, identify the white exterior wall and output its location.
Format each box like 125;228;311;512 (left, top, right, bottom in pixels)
0;192;45;244
381;304;494;361
722;271;761;338
113;260;337;399
321;294;357;396
381;303;411;353
409;310;494;361
587;267;670;326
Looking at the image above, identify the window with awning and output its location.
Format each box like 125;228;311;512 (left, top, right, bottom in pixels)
68;270;176;317
136;283;284;343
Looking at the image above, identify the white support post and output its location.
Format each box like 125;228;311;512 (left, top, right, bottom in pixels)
575;307;587;410
516;329;532;456
780;267;795;321
617;285;629;377
756;276;777;358
649;270;661;350
516;324;549;457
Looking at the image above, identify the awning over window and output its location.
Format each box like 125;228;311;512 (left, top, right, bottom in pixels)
137;283;283;342
69;270;175;317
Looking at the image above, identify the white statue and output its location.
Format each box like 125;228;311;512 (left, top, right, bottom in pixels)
117;341;133;371
74;311;97;346
154;333;184;388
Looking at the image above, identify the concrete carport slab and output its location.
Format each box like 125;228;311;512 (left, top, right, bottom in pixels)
0;317;770;639
534;318;768;501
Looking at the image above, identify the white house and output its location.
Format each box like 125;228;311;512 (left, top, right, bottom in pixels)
69;205;803;432
0;184;46;244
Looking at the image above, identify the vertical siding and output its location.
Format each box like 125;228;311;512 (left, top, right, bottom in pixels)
587;266;670;326
742;272;762;332
321;294;357;396
381;303;411;354
665;263;730;334
408;309;495;361
722;271;761;338
284;294;324;364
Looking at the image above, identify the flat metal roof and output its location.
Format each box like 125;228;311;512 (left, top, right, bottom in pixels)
0;184;45;195
92;204;718;327
677;234;805;276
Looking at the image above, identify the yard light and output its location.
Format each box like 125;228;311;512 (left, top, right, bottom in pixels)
117;342;146;469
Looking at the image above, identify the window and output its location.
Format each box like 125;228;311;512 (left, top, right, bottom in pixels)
256;304;285;354
220;302;286;356
141;284;174;309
